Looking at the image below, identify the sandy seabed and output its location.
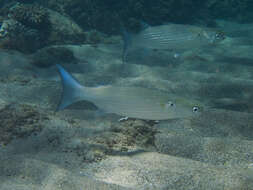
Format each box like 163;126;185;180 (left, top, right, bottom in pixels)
1;21;253;190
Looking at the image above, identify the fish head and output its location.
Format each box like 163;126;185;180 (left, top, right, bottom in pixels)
213;30;226;43
162;97;203;119
203;29;226;44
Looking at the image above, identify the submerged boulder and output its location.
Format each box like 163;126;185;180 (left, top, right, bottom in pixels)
30;46;77;68
0;2;86;53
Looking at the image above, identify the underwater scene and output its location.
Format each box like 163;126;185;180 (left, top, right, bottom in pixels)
1;0;253;189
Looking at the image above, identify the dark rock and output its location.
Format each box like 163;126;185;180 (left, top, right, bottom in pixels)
0;2;86;53
8;3;50;30
47;9;86;45
0;18;43;53
38;0;253;35
205;0;253;23
30;46;77;67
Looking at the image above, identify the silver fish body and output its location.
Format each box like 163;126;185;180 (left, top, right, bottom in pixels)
56;64;201;120
135;24;222;49
123;23;225;62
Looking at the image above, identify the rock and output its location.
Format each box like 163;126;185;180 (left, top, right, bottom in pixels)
8;3;50;30
30;46;77;67
47;8;86;45
0;2;86;53
0;18;42;53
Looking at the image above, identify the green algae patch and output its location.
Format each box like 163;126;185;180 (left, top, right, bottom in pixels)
93;119;158;154
0;104;48;145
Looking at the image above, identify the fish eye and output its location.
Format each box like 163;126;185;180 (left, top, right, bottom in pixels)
192;106;199;113
167;101;175;107
215;33;221;40
214;31;225;41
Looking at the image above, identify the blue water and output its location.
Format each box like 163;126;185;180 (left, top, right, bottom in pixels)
0;0;253;189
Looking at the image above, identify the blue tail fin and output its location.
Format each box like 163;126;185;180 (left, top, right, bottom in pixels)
56;64;84;111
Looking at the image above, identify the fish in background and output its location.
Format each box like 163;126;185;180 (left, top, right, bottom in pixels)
122;23;226;63
56;64;201;121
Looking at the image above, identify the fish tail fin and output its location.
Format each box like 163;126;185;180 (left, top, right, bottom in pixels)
120;26;131;63
56;64;84;111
